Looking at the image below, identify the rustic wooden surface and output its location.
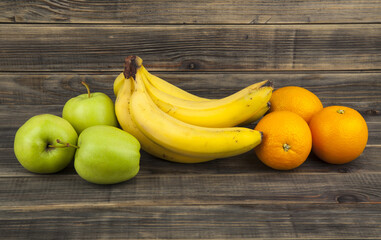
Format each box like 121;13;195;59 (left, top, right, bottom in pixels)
1;1;380;239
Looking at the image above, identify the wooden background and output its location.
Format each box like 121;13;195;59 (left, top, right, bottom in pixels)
1;1;380;239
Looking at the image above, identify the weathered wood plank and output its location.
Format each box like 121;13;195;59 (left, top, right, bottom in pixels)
0;172;380;206
0;203;380;239
1;105;380;148
1;0;381;24
0;74;117;105
1;72;381;105
1;2;379;239
0;24;380;72
1;146;380;177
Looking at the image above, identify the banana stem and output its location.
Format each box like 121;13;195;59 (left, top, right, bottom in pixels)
81;81;91;98
124;55;143;79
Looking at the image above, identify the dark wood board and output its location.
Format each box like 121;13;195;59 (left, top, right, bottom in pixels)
1;72;381;105
1;204;380;239
1;146;380;177
0;169;380;207
1;0;381;24
0;24;380;72
1;71;380;150
1;105;380;149
1;1;380;239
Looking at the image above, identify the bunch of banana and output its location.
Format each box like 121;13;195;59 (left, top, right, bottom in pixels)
114;56;273;163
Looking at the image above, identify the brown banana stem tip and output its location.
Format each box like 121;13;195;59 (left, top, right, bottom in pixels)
264;80;274;88
124;56;138;79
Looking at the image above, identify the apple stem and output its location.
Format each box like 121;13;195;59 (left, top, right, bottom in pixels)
81;81;91;98
49;139;79;149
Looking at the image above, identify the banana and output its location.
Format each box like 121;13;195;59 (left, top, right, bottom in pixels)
140;66;273;127
140;66;208;101
142;68;273;127
129;58;263;160
115;72;215;163
113;72;125;96
239;102;271;126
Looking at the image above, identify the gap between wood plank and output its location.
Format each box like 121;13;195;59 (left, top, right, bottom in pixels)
1;22;381;26
0;170;380;178
2;146;381;151
0;200;379;212
0;68;381;75
1;69;381;73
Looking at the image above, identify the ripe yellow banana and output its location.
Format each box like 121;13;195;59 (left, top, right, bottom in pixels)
239;102;271;126
113;72;125;96
120;65;272;127
129;59;263;160
115;72;215;163
140;66;208;101
142;68;273;127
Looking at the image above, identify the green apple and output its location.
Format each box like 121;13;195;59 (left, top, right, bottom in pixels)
74;125;140;184
62;81;118;134
14;114;78;174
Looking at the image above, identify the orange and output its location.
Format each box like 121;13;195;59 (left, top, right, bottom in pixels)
309;106;368;164
254;111;312;170
269;86;323;123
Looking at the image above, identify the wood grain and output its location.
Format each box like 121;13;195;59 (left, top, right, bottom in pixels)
0;204;380;239
0;24;380;72
1;0;381;24
0;172;380;206
1;72;381;105
1;105;380;148
1;1;380;239
1;71;379;148
1;146;380;177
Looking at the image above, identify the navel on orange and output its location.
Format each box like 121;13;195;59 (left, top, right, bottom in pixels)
254;111;312;170
269;86;323;123
309;106;368;164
